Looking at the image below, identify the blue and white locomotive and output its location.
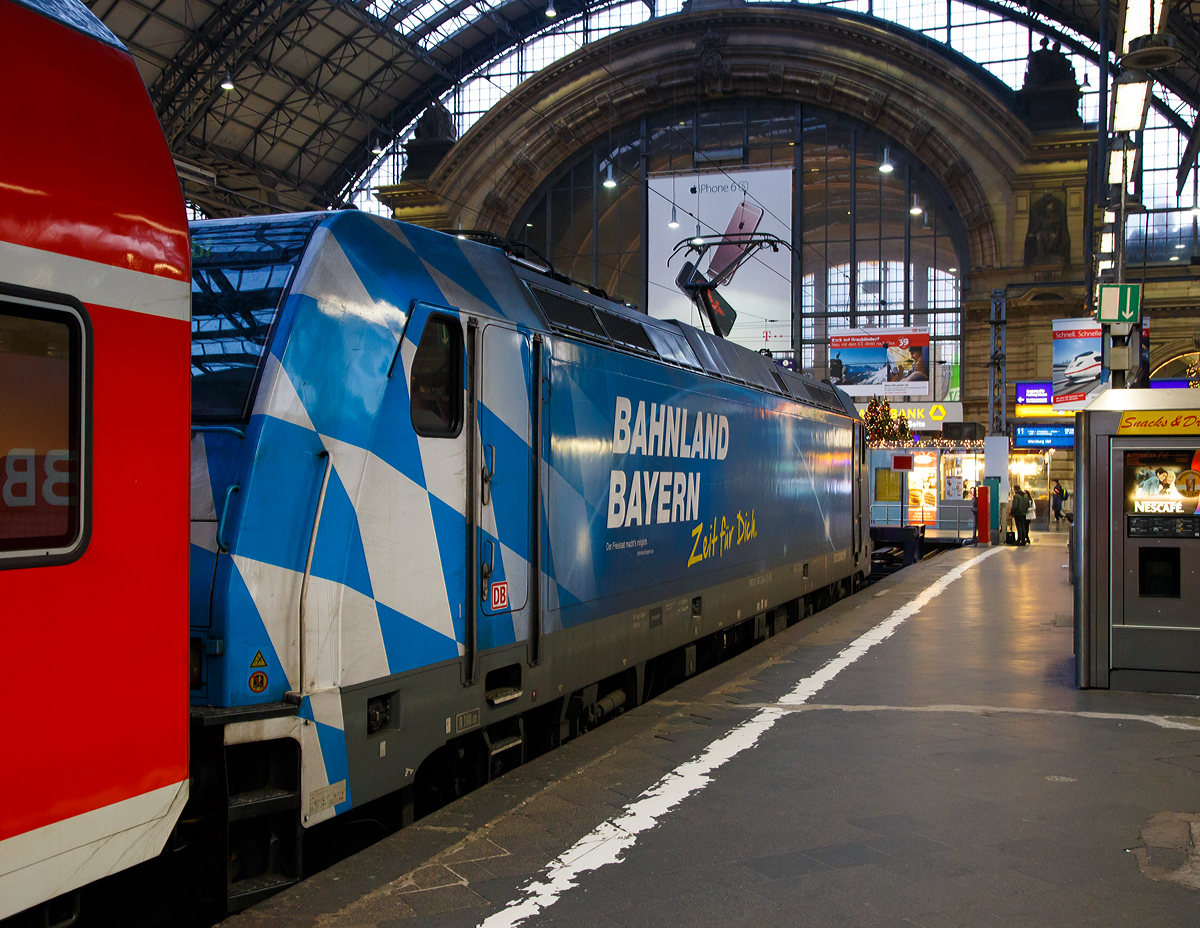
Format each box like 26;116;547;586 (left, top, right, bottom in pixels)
187;210;870;909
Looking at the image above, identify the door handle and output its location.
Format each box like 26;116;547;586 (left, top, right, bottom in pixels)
216;484;240;553
481;443;495;506
481;538;495;599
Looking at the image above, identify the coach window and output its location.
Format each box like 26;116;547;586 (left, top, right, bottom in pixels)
410;315;463;436
1;296;86;563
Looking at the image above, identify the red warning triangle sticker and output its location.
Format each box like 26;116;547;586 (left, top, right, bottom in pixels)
250;651;268;668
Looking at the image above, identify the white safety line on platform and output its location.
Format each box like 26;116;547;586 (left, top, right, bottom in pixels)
476;546;1005;928
755;702;1200;731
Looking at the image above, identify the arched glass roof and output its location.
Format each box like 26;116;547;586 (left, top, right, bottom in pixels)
92;0;1198;220
347;0;1195;223
350;0;657;212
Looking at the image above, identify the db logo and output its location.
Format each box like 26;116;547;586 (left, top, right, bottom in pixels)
490;581;509;611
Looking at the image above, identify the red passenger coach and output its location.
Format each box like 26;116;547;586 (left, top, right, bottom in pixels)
0;0;191;918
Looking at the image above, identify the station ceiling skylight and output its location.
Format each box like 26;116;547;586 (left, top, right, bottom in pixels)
86;0;1199;219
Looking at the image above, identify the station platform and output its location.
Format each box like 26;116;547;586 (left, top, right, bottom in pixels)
226;534;1200;928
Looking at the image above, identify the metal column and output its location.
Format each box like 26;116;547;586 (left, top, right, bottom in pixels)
988;288;1007;436
1073;410;1093;687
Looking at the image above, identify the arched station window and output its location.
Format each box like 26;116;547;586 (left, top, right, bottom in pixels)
511;101;966;396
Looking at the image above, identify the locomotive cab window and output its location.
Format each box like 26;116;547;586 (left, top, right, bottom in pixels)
189;215;318;422
0;294;87;564
190;264;293;420
410;316;463;436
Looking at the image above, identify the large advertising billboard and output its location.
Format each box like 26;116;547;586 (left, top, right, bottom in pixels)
1124;450;1200;515
828;327;930;398
646;168;792;354
1052;318;1105;405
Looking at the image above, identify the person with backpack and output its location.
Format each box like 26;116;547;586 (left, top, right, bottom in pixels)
1052;479;1066;526
1011;484;1030;545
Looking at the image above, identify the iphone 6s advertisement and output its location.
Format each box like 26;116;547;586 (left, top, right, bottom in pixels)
647;168;792;355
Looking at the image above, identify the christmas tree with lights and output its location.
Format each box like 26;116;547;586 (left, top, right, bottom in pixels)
864;396;911;444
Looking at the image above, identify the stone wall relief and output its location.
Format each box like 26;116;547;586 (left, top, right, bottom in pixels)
696;28;732;95
1022;191;1072;268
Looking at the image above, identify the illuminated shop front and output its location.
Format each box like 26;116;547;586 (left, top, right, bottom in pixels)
1012;388;1076;528
908;450;939;525
1009;452;1049;521
942;450;985;502
869;442;984;536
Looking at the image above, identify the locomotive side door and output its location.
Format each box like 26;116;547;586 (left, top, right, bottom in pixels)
476;323;533;653
852;422;863;568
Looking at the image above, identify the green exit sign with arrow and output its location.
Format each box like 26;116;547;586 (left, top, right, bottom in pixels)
1098;284;1142;324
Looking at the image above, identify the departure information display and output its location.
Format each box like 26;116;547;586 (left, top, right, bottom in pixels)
1013;425;1074;448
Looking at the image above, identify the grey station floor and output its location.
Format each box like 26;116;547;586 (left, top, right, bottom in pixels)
228;532;1200;928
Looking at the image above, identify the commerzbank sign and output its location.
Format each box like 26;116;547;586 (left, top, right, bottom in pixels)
853;401;963;431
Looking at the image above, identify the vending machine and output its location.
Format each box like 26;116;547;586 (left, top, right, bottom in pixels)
1075;390;1200;693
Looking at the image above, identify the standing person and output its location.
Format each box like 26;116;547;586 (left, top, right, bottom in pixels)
1051;480;1064;527
1011;483;1030;546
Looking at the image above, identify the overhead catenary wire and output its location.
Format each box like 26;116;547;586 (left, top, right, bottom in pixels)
406;176;782;334
344;2;955;326
345;13;886;320
167;0;968;362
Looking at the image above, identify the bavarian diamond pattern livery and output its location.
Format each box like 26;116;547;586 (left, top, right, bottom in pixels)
190;210;860;819
191;215;549;713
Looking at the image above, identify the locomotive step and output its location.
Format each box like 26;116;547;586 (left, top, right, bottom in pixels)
485;686;523;706
227;872;300;912
191;702;298;727
486;735;523;757
227;786;301;822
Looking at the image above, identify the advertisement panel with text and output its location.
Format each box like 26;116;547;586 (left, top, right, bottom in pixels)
1052;318;1106;405
1124;449;1200;515
647;168;792;355
828;327;930;398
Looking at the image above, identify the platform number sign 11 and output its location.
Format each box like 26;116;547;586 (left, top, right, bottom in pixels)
1097;284;1141;324
490;580;509;611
